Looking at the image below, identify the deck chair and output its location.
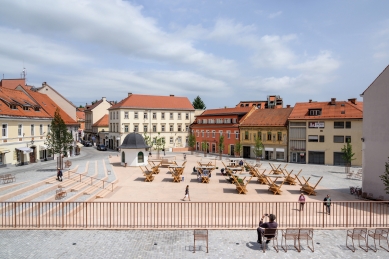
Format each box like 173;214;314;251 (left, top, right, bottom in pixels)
261;228;279;253
346;228;368;252
368;228;389;252
281;228;300;252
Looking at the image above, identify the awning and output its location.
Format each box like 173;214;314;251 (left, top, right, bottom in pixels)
276;148;285;152
40;144;48;150
76;143;84;148
16;147;33;154
265;147;273;151
0;147;10;153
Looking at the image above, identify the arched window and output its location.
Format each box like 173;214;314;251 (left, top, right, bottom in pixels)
138;152;144;163
121;151;125;163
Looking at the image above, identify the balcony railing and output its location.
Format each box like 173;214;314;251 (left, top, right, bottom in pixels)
0;201;388;229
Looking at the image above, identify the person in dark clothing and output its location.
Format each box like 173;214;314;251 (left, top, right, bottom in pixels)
239;160;244;166
57;168;63;182
182;185;190;201
323;194;331;215
257;214;278;244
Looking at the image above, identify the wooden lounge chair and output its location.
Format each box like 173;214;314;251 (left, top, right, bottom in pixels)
300;176;323;196
368;228;389;252
139;166;155;182
285;169;302;185
252;168;268;185
232;175;252;194
346;228;368;252
267;177;286;195
269;163;282;175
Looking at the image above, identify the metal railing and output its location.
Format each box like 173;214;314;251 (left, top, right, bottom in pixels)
0;201;388;229
66;170;114;192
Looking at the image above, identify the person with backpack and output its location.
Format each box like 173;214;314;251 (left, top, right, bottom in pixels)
323;194;331;215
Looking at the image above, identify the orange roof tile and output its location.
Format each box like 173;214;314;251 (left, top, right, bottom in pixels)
199;106;252;116
289;100;363;120
0;78;26;89
110;94;194;110
76;110;85;120
93;114;109;127
240;107;293;126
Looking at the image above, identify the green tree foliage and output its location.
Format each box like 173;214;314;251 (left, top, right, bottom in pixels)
45;108;74;156
143;133;152;148
253;136;264;160
341;140;355;166
379;157;389;194
192;96;206;110
218;135;224;154
234;140;242;157
201;140;207;155
153;133;165;158
188;134;196;149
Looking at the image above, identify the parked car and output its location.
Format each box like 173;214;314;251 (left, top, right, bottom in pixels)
84;141;93;147
97;144;107;151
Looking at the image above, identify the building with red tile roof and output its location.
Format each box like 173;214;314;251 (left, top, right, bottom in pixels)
191;106;255;155
92;114;109;146
360;65;389;199
236;95;283;109
108;93;195;151
240;107;293;160
288;98;363;166
84;97;111;145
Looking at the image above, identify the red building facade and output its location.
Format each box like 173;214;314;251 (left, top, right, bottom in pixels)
190;107;254;156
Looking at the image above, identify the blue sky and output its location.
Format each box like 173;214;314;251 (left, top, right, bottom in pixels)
0;0;388;108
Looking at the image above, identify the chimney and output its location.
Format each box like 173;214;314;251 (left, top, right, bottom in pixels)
309;99;312;103
348;98;357;104
102;97;106;102
331;98;336;105
170;94;174;97
128;92;132;97
42;82;46;87
286;104;290;108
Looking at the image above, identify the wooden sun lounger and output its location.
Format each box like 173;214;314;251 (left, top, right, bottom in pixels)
300;176;323;196
269;163;283;175
251;168;268;185
284;169;302;185
232;175;253;194
139;166;155;182
267;177;286;195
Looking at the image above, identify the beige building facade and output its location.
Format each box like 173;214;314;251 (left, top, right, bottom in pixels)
84;97;111;143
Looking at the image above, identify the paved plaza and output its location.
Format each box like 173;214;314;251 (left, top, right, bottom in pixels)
1;148;386;258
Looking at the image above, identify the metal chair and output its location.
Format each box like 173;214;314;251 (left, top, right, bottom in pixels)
281;228;299;252
368;228;389;252
298;228;314;252
193;229;208;253
346;228;368;252
261;228;279;253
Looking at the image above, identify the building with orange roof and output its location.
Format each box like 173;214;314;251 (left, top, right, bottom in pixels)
236;95;283;109
92;114;109;146
191;106;255;156
360;65;389;199
76;108;85;140
240;107;293;160
108;93;195;152
288;98;363;166
84;97;112;145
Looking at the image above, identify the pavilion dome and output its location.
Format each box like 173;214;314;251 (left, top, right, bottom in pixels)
119;132;150;149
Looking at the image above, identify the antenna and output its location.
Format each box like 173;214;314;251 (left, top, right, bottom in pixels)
21;67;27;79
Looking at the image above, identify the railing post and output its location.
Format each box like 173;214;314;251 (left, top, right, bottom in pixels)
13;202;16;228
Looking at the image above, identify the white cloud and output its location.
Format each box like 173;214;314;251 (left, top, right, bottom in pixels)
289;51;340;74
268;11;282;19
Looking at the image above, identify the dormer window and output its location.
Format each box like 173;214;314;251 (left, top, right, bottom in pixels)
23;106;29;111
34;107;40;111
309;109;322;116
10;104;17;110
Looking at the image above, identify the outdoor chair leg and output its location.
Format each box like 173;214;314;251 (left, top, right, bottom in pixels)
358;238;368;252
346;235;355;252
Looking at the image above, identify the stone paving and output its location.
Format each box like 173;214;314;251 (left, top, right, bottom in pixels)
0;229;387;258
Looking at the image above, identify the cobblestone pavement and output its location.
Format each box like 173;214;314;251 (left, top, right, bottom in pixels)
0;229;386;258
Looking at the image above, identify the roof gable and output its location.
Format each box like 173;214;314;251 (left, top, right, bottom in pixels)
110;94;194;110
240;107;293;126
93;114;108;127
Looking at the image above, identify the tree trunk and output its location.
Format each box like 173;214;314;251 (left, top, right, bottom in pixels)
345;163;351;174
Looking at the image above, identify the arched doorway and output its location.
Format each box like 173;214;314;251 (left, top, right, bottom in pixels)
29;146;36;163
138;152;144;163
121;151;125;163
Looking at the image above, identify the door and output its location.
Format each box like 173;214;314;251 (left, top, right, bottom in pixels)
333;152;347;166
308;151;325;165
230;145;235;156
243;146;251;158
29;147;36;163
211;144;216;153
292;152;297;163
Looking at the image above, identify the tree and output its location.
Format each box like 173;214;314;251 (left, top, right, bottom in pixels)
218;135;224;159
253;136;264;161
201;140;207;157
379;157;389;194
234;140;242;157
143;133;152;149
45;108;74;168
341;140;355;173
188;134;196;155
153;133;165;159
192;96;206;110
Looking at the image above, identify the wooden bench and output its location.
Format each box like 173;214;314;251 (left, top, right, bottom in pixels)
55;188;67;200
0;173;16;184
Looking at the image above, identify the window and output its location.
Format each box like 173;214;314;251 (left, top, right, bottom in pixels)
186;136;188;143
308;135;318;142
186;113;189;120
10;105;17;110
334;135;344;143
134;112;138;119
116;111;118;119
227;131;231;139
232;118;237;123
224;118;231;123
219;130;223;136
178;113;181;119
152;125;157;132
244;131;249;140
152;112;157;119
143;125;148;132
161;125;165;132
31;124;34;136
161;112;165;119
345;136;351;143
196;130;199;137
177;136;182;143
309;109;322;116
170;124;174;132
319;135;325;142
346;121;351;128
170;113;173;119
47;125;50;134
23;106;28;111
2;124;7;137
178;125;182;132
203;119;208;124
212;130;216;138
124;125;129;132
334;121;344;128
201;130;204;137
134;125;139;132
170;137;173;144
18;124;22;136
39;124;43;135
124;112;129;119
144;112;147;119
276;152;284;160
185;125;189;132
235;131;239;139
206;130;209;137
267;132;272;141
277;132;282;141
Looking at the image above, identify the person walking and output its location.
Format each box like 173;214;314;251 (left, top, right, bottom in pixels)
323;194;331;215
298;193;306;212
182;185;190;201
58;168;63;182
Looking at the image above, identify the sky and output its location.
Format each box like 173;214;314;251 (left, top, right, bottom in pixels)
0;0;388;109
